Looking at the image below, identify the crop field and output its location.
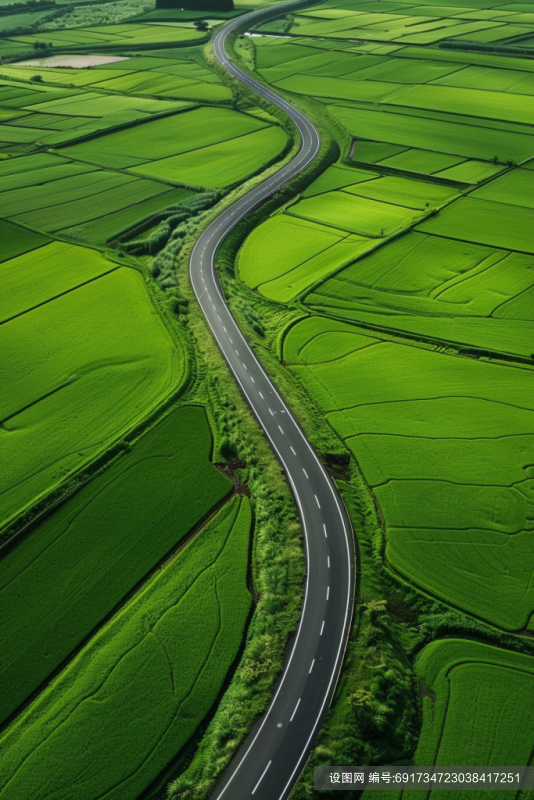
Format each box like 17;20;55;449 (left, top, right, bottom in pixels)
0;261;185;527
7;22;205;52
283;319;534;630
0;496;251;800
411;640;534;780
0;405;232;724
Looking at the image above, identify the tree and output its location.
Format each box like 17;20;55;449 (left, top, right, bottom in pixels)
194;19;209;30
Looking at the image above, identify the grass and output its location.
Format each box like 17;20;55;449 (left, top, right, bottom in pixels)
472;166;534;208
0;405;232;725
132;125;288;189
302;164;377;196
412;639;534;776
343;175;458;209
62;106;269;168
283;323;534;630
0;495;250;800
0;266;185;527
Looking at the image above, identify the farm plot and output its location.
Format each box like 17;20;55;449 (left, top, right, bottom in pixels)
237;168;462;302
0;164;180;235
0;219;48;262
0;405;231;725
410;640;534;783
304;225;534;357
133;125;288;189
0;264;185;527
283;320;534;630
0;82;189;146
330;105;534;162
0;496;250;800
10;22;205;50
0;241;118;321
237;212;372;303
61;105;271;169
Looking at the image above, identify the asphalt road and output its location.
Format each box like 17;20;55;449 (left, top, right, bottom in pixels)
189;5;355;798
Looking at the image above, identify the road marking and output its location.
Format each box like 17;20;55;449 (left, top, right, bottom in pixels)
290;698;301;722
278;425;284;434
302;468;308;479
277;723;282;728
252;761;272;795
235;350;239;356
315;495;321;509
259;392;264;399
327;586;330;601
328;556;330;568
323;524;327;538
229;337;233;343
223;326;227;333
269;408;273;416
251;376;255;383
291;446;296;455
309;659;315;674
320;620;325;636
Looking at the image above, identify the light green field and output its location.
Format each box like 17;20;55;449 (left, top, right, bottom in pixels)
386;83;534;125
283;322;534;630
275;74;401;103
0;405;231;725
12;22;205;49
472;166;534;207
132;125;287;189
410;640;534;786
0;267;185;527
343;175;458;209
288;189;417;237
378;147;465;174
238;214;344;289
0;496;251;800
417;197;534;253
331;105;534;161
0;241;118;321
62;106;268;168
302;164;377;196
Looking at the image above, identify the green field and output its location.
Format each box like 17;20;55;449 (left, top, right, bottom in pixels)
412;640;534;780
0;495;251;800
0;405;231;724
62;106;271;168
0;262;185;526
283;319;534;630
133;124;288;189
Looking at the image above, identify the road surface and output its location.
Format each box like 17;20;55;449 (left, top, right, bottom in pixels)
188;4;355;798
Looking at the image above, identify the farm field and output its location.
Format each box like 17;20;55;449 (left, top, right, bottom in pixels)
0;496;251;800
283;318;534;631
411;640;534;782
0;256;185;527
0;405;232;725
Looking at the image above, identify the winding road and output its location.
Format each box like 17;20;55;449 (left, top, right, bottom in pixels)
189;4;355;797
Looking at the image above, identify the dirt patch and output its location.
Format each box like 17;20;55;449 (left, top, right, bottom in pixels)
14;54;130;68
419;679;436;703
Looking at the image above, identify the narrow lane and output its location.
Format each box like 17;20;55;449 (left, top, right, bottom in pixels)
188;4;355;797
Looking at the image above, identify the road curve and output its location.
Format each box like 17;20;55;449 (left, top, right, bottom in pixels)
189;5;355;798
